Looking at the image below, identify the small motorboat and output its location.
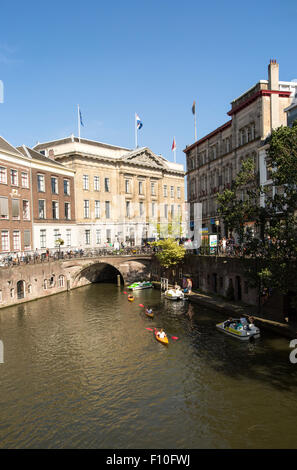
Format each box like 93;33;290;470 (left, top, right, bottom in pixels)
164;288;184;300
128;281;153;291
155;330;169;345
145;309;154;319
216;318;260;341
128;295;135;302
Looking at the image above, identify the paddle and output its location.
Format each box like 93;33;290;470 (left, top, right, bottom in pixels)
144;327;179;340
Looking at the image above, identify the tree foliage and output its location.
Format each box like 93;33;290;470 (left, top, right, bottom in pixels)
151;238;186;269
217;122;297;298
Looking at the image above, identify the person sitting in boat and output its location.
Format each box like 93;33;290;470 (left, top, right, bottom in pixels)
146;307;153;315
157;328;166;339
224;318;233;328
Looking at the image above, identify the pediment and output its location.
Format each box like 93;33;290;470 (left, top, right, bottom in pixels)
122;149;166;169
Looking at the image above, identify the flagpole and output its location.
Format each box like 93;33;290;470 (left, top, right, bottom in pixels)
194;109;197;142
135;113;137;148
77;104;80;142
173;136;176;163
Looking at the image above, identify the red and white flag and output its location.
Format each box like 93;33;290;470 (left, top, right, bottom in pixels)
172;137;176;151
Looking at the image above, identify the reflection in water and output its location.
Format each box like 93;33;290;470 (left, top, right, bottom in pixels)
0;283;296;448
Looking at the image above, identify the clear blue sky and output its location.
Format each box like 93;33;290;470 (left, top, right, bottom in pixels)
0;0;296;168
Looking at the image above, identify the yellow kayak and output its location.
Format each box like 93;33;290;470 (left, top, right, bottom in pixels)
145;310;154;318
128;295;134;302
155;330;169;345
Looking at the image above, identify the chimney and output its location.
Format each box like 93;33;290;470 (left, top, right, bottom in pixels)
268;59;279;90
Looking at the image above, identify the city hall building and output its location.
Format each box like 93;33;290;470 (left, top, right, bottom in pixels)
34;137;185;248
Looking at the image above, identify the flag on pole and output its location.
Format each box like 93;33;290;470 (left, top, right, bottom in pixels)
172;137;176;151
79;109;84;127
192;100;196;115
136;114;143;130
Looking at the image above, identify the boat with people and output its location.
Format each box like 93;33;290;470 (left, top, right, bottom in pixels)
154;329;169;345
128;281;153;291
216;317;260;341
127;295;135;302
164;288;185;300
145;308;154;318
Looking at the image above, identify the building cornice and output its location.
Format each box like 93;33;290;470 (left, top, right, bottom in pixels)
227;89;291;116
183;121;232;154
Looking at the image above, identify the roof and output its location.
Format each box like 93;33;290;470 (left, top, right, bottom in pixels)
34;135;131;153
0;136;24;158
17;146;69;169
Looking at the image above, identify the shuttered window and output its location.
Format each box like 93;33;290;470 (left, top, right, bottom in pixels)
0;197;8;218
12;199;20;218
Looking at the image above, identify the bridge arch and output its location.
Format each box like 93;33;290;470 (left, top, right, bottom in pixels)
70;256;152;288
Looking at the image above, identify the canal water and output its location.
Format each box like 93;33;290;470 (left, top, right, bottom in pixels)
0;283;296;449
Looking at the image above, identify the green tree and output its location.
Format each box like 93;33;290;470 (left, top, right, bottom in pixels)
217;122;297;303
151;238;186;269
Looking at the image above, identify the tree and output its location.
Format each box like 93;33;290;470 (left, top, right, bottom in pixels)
217;122;297;304
151;238;186;269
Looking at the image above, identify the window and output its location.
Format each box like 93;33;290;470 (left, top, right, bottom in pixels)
106;229;111;243
38;200;45;219
163;185;167;197
58;275;65;288
24;230;31;249
83;175;89;190
177;187;181;199
95;200;100;218
94;176;100;191
83;200;89;218
21;172;29;188
125;179;131;194
139;202;144;216
66;229;71;246
105;178;110;192
0;197;8;219
43;279;47;290
64;202;71;220
27;284;32;294
64;179;70;195
138;181;144;195
54;229;60;245
12;199;20;219
170;186;174;198
126;201;131;217
152;202;156;217
0;167;7;184
164;204;168;218
22;200;30;220
171;204;174;217
11;169;18;186
13;231;20;250
151;181;156;196
40;229;46;249
52;201;59;219
96;229;101;244
105;201;110;218
85;230;90;245
37;174;45;192
1;230;9;251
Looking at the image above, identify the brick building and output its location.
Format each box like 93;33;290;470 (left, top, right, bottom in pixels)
0;137;33;255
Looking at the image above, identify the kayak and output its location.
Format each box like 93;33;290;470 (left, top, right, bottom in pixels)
128;295;134;302
155;330;169;345
145;310;154;318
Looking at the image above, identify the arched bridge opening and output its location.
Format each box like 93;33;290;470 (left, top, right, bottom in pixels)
76;263;125;286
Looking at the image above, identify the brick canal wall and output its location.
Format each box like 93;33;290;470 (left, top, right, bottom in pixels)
151;254;285;323
0;256;152;309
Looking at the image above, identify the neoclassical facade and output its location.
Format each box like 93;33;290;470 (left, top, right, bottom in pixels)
184;60;297;241
34;137;185;248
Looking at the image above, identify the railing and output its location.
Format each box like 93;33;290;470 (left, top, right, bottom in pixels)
0;246;154;268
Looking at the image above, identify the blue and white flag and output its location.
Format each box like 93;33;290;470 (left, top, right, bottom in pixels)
80;109;84;127
136;113;143;130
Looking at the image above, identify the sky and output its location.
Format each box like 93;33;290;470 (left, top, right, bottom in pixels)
0;0;296;169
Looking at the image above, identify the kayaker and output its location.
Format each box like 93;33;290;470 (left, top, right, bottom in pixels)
146;307;153;315
157;329;166;339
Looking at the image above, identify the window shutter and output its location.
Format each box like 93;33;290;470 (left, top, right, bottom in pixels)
0;197;8;216
12;199;20;217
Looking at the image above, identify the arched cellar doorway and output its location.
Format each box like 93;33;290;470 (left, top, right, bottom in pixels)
17;280;25;299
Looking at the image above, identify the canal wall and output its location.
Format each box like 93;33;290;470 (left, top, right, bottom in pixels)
151;254;286;324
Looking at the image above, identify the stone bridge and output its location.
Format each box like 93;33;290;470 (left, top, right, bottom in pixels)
64;254;152;288
0;254;153;309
